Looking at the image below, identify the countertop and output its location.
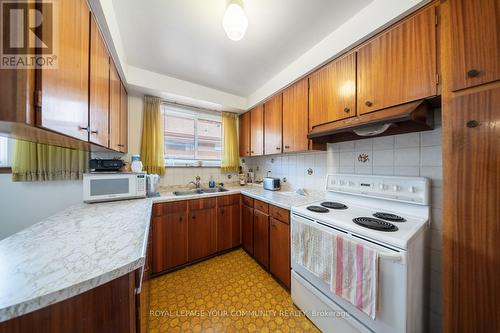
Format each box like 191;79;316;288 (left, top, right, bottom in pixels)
0;184;322;323
0;199;153;322
154;184;325;210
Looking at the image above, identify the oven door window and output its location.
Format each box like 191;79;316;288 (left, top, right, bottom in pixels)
90;178;130;196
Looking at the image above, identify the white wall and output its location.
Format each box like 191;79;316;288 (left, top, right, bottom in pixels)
242;110;443;333
0;174;83;240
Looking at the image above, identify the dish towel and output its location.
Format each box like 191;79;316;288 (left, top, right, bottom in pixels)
330;235;379;319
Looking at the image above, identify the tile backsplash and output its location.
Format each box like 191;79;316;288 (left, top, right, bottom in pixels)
242;109;443;333
159;167;239;188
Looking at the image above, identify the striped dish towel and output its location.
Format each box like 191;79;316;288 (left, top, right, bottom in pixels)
330;235;379;319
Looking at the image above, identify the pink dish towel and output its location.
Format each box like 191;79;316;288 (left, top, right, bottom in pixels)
330;235;379;319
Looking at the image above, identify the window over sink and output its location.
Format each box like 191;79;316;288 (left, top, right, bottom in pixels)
162;104;222;167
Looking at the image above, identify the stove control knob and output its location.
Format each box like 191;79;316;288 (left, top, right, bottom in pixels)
393;185;400;191
408;186;416;193
379;184;386;190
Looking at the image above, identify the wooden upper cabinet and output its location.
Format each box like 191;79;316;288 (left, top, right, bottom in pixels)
89;16;110;147
309;52;356;128
264;94;283;155
239;112;251;157
357;5;437;114
250;105;264;156
309;53;356;128
109;62;121;151
283;78;309;153
38;0;90;141
449;0;500;91
120;84;128;153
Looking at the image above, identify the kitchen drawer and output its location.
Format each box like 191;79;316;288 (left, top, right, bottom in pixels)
254;199;269;214
217;194;240;207
242;195;254;208
270;205;289;224
189;197;217;211
153;201;187;216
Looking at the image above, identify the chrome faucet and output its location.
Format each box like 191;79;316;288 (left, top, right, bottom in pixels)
188;176;201;189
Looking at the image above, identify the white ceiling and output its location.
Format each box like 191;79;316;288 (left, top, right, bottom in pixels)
112;0;372;97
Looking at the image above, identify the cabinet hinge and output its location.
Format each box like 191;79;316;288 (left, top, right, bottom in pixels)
436;73;440;85
35;90;42;108
435;13;438;26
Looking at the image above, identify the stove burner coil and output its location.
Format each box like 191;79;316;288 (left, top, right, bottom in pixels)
306;205;330;213
353;217;398;232
373;212;406;222
320;202;348;210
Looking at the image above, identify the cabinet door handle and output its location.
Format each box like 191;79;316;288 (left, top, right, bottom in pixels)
78;126;89;132
466;120;479;128
276;147;281;150
343;107;350;113
91;130;99;135
179;217;183;223
365;101;373;107
284;145;290;149
220;209;224;215
467;69;480;78
192;215;196;220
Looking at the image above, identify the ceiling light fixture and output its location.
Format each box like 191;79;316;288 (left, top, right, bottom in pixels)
222;0;248;41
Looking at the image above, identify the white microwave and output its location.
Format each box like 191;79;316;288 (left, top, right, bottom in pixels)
83;173;147;203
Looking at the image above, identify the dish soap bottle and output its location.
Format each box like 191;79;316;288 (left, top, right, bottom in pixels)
208;176;216;188
239;166;246;186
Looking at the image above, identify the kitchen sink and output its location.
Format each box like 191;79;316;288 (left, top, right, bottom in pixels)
173;188;228;196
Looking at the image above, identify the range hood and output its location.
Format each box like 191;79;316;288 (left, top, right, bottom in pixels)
308;98;438;143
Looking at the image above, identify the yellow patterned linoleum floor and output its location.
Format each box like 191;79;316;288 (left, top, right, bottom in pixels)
149;249;320;333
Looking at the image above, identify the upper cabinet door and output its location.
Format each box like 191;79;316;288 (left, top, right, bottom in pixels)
89;16;110;147
357;5;437;114
264;94;283;155
309;52;356;128
38;0;90;141
109;62;121;151
120;84;128;153
250;105;264;156
283;78;309;153
449;0;500;91
239;112;251;157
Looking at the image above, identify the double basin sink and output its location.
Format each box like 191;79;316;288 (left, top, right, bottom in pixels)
173;187;229;196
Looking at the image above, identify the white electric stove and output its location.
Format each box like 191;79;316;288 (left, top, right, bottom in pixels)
291;174;430;333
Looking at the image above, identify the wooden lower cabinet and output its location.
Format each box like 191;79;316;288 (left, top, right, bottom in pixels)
242;204;254;254
188;207;217;261
217;203;241;252
0;272;137;333
152;212;188;273
270;218;291;288
253;209;270;269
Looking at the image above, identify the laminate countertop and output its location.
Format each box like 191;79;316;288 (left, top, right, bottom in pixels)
154;184;325;210
0;184;322;322
0;199;153;322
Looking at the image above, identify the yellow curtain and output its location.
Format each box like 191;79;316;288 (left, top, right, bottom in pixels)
140;96;165;175
11;140;88;182
221;112;240;172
